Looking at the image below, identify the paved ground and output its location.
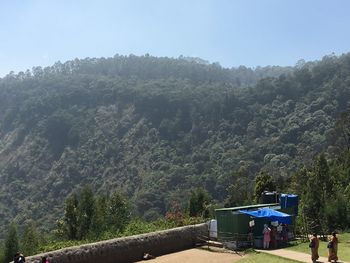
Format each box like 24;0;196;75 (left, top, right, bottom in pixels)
136;247;349;263
257;248;348;263
136;247;245;263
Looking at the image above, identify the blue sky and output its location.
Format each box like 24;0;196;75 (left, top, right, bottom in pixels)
0;0;349;76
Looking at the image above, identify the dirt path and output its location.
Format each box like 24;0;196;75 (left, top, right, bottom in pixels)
257;248;348;263
136;248;245;263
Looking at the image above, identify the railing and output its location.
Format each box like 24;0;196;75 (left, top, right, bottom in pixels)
218;232;253;250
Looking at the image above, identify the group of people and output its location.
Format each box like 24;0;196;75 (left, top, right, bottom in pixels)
262;223;289;249
13;252;49;263
310;232;339;263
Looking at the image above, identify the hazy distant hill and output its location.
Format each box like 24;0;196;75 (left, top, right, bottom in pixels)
0;53;349;238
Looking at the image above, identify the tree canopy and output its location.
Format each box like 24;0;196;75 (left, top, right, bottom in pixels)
1;53;350;238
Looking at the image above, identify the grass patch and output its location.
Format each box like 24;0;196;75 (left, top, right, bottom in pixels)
287;233;350;261
238;252;299;262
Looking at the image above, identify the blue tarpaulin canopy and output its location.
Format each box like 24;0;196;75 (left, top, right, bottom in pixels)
239;207;292;224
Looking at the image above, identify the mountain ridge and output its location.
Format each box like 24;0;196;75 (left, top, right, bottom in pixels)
0;53;349;239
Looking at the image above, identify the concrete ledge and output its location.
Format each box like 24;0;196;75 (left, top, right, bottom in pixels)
24;223;208;263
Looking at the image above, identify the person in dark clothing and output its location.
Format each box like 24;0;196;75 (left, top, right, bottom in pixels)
14;252;25;263
270;226;277;249
328;231;339;262
309;233;319;263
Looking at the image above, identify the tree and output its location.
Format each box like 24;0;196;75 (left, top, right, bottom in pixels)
64;192;79;239
165;201;185;225
21;221;39;256
4;222;19;263
107;193;129;232
289;167;308;196
299;154;335;234
90;195;108;238
300;170;324;234
0;249;4;263
324;191;349;231
333;108;350;152
253;171;276;203
314;153;333;198
78;185;95;239
189;188;211;218
45;111;73;157
225;166;253;207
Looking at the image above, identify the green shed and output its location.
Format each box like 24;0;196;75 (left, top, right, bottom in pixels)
215;203;280;241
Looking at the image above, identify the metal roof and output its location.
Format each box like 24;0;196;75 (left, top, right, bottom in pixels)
215;203;280;212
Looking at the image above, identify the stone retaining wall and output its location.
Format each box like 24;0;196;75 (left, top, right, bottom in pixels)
23;223;208;263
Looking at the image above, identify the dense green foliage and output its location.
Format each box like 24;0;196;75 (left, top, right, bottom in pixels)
59;186;130;240
4;223;19;263
189;188;211;217
21;222;40;257
287;109;350;234
63;193;79;240
0;208;203;261
253;172;276;203
292;150;350;234
224;166;253;207
1;53;350;242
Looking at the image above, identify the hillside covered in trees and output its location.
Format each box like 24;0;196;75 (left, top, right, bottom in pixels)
0;53;350;239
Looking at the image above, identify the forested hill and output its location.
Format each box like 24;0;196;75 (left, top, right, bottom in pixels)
0;54;349;238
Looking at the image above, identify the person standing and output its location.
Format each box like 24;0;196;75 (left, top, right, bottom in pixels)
262;224;271;249
309;233;319;263
270;226;277;249
247;225;254;247
281;224;289;243
328;232;338;262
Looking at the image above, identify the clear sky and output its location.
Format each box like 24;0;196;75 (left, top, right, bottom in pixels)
0;0;349;76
